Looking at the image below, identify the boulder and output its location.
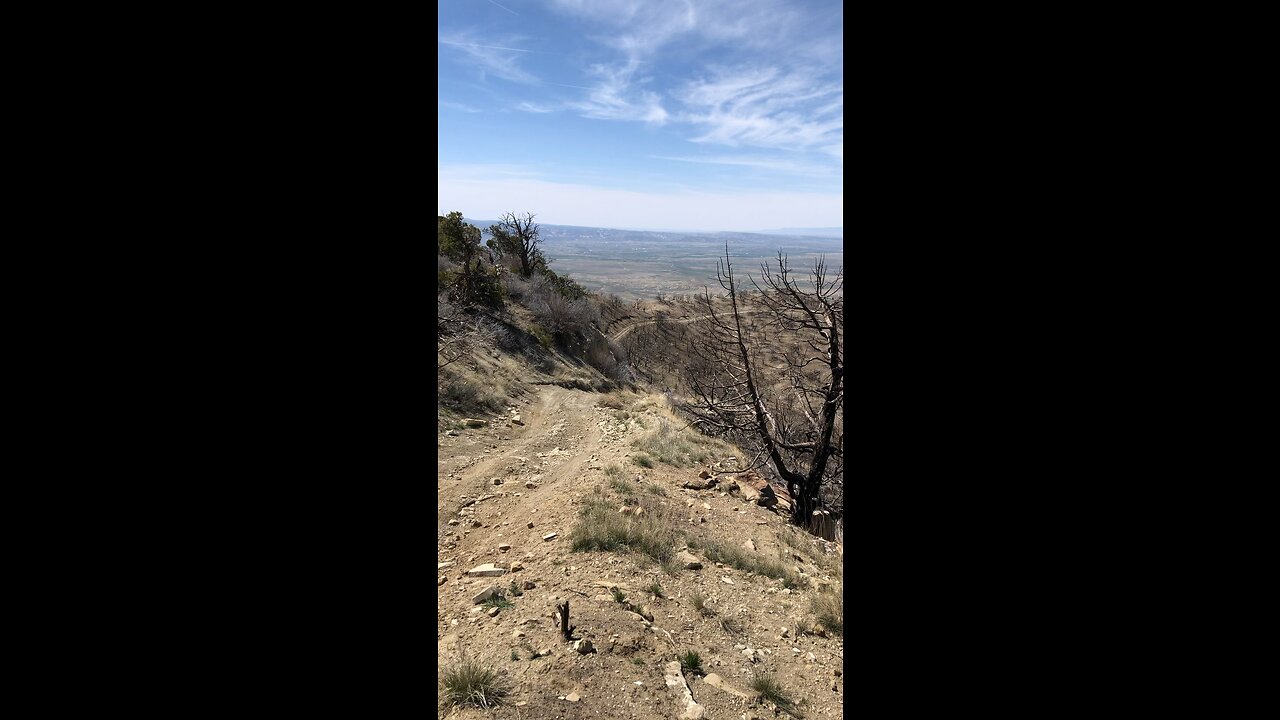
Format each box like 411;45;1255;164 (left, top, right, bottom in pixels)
676;550;702;570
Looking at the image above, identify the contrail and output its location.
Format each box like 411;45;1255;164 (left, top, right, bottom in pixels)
440;40;536;53
484;0;519;15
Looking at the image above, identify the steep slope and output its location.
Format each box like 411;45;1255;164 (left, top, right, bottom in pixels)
437;387;844;720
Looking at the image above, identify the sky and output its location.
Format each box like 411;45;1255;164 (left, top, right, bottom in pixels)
438;0;843;232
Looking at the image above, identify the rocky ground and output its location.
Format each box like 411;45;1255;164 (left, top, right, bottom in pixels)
438;385;844;720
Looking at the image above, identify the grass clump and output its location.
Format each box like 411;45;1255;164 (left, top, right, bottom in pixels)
603;464;623;478
610;586;628;603
646;483;668;496
648;582;664;599
508;581;523;597
609;477;635;495
679;650;703;675
569;497;679;565
811;585;843;635
751;674;802;718
686;535;796;583
632;454;654;468
442;658;509;710
631;656;645;666
598;393;625;409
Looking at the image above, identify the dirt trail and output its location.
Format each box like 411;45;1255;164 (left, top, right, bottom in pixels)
608;310;767;342
436;382;844;720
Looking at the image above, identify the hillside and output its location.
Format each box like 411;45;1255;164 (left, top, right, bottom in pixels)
437;384;844;720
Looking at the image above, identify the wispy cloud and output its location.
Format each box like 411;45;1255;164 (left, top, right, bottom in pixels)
565;60;667;124
438;32;539;84
439;100;481;113
651;154;838;177
677;68;842;154
544;0;842;156
515;101;556;113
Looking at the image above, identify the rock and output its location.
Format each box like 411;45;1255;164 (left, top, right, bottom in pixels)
780;626;790;638
492;477;503;485
445;429;458;436
499;544;511;552
699;469;712;479
543;533;557;541
536;648;551;657
438;576;447;586
743;539;756;552
573;639;594;654
525;481;537;489
467;563;508;577
632;505;646;517
511;415;524;425
522;580;536;590
834;668;842;676
619;505;633;515
676;550;702;570
721;577;734;585
664;661;704;720
513;630;525;639
510;562;523;571
702;673;752;699
447;518;459;525
462;418;486;428
682;477;718;490
472;586;500;604
438;562;455;570
701;502;711;510
487;607;500;617
566;692;580;702
528;522;535;528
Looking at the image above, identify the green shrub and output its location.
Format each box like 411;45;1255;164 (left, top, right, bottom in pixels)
679;650;703;675
648;582;664;599
610;587;627;603
632;454;654;468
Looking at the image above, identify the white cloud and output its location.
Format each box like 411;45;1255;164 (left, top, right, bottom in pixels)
677;67;842;154
438;100;481;113
651;154;839;177
438;165;841;232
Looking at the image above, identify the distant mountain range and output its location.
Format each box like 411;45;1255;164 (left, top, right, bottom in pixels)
752;227;843;238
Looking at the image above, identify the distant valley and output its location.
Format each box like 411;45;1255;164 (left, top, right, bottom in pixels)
470;221;844;300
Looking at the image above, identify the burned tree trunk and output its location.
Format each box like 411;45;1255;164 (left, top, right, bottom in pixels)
557;600;571;640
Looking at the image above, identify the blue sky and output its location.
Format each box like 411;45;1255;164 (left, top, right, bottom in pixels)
438;0;843;232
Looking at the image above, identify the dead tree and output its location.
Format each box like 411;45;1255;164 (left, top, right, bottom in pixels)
682;243;843;530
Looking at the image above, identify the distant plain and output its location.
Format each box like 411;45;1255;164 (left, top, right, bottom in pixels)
476;222;844;300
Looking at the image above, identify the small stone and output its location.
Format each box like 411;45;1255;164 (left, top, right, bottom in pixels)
701;502;711;510
438;562;454;570
438;576;447;586
743;539;756;552
493;477;503;485
499;544;511;552
699;469;712;479
566;692;579;702
676;550;702;570
472;586;500;604
513;630;525;639
510;562;524;572
447;519;459;525
467;564;508;577
543;533;557;541
834;668;842;676
573;639;594;654
528;522;535;528
780;627;790;638
735;644;747;650
487;607;500;617
721;577;734;585
525;481;537;489
522;580;536;590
